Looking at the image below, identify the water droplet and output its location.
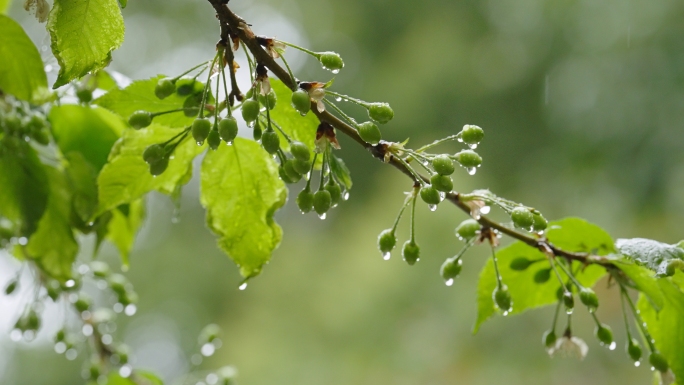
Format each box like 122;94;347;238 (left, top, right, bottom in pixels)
239;282;248;291
609;342;616;350
382;252;390;261
445;279;454;287
101;334;113;345
502;311;509;316
438;192;446;200
124;304;137;316
65;279;76;288
23;330;35;341
82;324;94;337
480;206;491;214
587;305;597;313
651;367;656;372
196;141;204;146
113;303;124;313
171;208;181;224
468;143;478;149
457;137;464;143
10;329;22;341
565;308;574;315
201;343;216;357
343;192;350;200
78;264;89;275
227;140;234;145
318;213;327;220
54;342;67;354
18;237;28;246
119;365;132;378
467;167;477;175
335;97;342;102
634;361;641;367
331;69;340;74
65;349;78;360
428;204;437;212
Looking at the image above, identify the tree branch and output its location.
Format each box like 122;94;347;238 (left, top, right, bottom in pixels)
206;0;613;267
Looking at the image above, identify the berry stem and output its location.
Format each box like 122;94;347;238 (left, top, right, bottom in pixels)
408;185;418;243
554;258;585;290
415;134;462;153
219;58;233;118
173;61;210;81
394;156;426;186
324;90;370;108
277;40;319;57
490;243;504;289
391;193;413;234
304;153;318;190
548;257;571;295
214;66;222;125
318;146;328;191
278;52;296;86
620;291;633;340
199;53;220;119
323;99;359;128
241;43;255;83
620;285;657;352
550;299;561;333
149;108;193;118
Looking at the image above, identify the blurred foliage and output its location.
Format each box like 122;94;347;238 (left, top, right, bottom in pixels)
3;0;684;384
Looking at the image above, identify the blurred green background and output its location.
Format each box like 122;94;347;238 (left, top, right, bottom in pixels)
2;0;684;384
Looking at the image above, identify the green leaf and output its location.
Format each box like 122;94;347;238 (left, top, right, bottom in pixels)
50;105;124;171
106;201;144;267
48;0;125;88
94;76;196;128
64;152;99;225
106;373;136;385
328;153;352;190
26;166;78;281
616;238;684;276
200;138;287;278
0;0;11;14
269;79;319;150
97;124;203;214
615;260;665;312
639;278;684;382
134;370;164;385
473;217;611;333
0;139;49;236
0;15;49;102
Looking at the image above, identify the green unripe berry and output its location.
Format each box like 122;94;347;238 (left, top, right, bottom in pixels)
74;294;91;313
325;182;342;205
511;207;534;229
579;287;599;313
440;258;463;282
283;159;303;182
291;88;311;115
313;190;332;215
31;129;50;145
115;345;130;365
279;167;296;184
402;240;420;265
297;188;314;213
649;352;669;372
290;141;311;162
143;144;165;164
367;102;394;124
26;115;46;132
258;90;277;110
493;285;512;312
89;362;101;380
89;261;110;278
149;158;169;176
46;280;61;301
627;338;642;362
532;213;548;232
562;291;574;310
218;117;238;143
460;124;484;145
207;129;221;150
432;155;455;175
293;158;312;175
420;186;441;205
76;89;93;104
119;290;138;306
455;219;481;240
261;130;280;154
595;323;613;346
318;51;344;72
192;118;212;144
55;328;66;342
253;120;263;141
533;268;551;283
4;279;18;295
543;330;557;348
430;174;453;192
377;229;397;255
241;99;260;123
245;88;254;99
128;111;152;129
454;149;482;168
155;78;176;99
26;309;40;330
510;257;534;271
176;78;198;96
108;274;129;296
357;121;381;145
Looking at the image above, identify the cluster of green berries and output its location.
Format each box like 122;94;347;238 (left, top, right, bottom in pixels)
377;223;422;265
509;206;548;232
296;154;346;219
0;106;51;147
